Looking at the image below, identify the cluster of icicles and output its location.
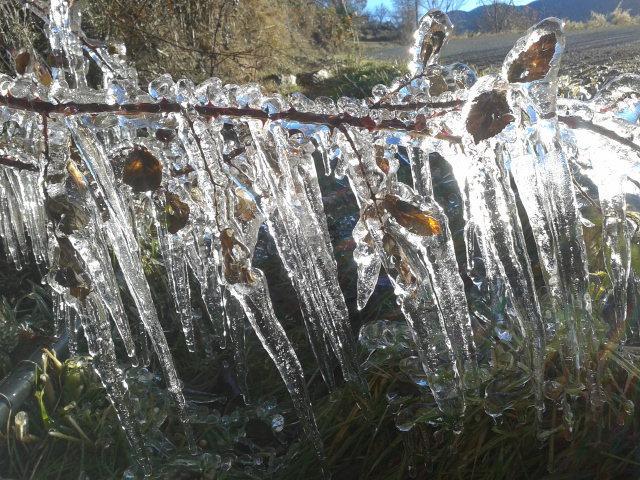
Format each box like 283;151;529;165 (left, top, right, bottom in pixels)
1;1;640;473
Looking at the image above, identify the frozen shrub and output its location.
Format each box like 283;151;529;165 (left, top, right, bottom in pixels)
586;12;608;28
610;7;637;26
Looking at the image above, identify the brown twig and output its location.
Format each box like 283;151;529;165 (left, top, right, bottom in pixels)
369;100;463;111
558;115;640;155
0;155;38;172
0;94;637;174
0;94;427;133
572;176;602;213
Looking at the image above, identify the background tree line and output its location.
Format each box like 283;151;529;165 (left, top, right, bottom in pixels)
0;0;592;88
365;0;537;41
0;0;369;84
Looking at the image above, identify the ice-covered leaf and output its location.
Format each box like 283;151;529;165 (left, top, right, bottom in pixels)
121;147;163;192
164;192;190;234
466;90;514;143
506;33;556;84
383;194;441;237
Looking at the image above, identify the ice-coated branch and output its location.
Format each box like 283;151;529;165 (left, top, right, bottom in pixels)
3;3;640;475
0;94;441;132
0;155;39;172
559;114;640;154
1;96;635;177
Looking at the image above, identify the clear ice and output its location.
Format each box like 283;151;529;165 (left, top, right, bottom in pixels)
1;2;639;473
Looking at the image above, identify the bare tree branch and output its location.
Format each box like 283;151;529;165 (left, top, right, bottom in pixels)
0;155;38;172
0;94;637;175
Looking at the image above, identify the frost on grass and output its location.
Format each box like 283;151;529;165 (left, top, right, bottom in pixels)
1;1;639;473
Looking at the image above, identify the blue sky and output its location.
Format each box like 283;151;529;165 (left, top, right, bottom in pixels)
366;0;532;13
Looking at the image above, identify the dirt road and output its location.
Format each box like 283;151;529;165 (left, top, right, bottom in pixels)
363;25;640;71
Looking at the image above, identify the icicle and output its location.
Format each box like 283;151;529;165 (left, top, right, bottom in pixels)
152;194;195;351
78;294;151;474
219;223;324;459
406;142;477;382
0;171;25;267
42;119;137;359
505;19;596;376
223;288;249;400
67;118;194;449
0;114;49;265
335;127;468;417
352;214;383;310
66;303;79;356
53;294;78;355
184;228;227;348
172;107;324;448
228;265;324;460
47;0;89;89
249;122;363;390
3;0;640;466
569;74;640;345
455;75;546;415
171;113;235;347
6;168;48;264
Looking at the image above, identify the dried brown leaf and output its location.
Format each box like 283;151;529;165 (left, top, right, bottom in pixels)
375;145;390;174
164;192;190;234
420;31;446;69
122;147;163;192
220;228;255;285
234;187;258;222
507;33;557;84
466;90;514;144
14;50;30;75
382;195;441;237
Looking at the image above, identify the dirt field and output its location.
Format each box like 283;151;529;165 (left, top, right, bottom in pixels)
362;25;640;72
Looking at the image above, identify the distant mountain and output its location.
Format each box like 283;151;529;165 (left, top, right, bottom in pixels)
448;0;640;33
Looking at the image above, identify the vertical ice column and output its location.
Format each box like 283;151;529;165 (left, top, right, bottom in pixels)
335;126;469;416
407;142;477;382
152;195;196;351
505;19;595;372
569;74;640;345
68;118;194;449
79;294;151;473
219;220;324;459
47;0;89;89
43;118;137;358
249;122;363;390
459;76;546;414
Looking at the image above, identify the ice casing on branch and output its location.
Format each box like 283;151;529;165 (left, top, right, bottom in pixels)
505;19;596;376
1;2;640;473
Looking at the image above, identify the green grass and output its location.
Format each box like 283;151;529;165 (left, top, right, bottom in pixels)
4;322;640;479
299;59;407;100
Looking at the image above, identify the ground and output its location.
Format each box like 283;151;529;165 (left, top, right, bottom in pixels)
361;25;640;73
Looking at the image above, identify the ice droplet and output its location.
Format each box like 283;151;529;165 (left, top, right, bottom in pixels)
271;414;285;432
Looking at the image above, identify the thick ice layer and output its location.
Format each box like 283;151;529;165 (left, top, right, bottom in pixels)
505;19;595;375
249;122;363;390
1;3;639;470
